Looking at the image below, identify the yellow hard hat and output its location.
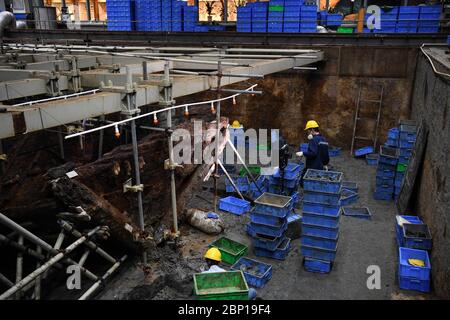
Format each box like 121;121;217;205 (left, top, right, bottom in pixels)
204;247;222;262
231;120;241;128
304;120;319;131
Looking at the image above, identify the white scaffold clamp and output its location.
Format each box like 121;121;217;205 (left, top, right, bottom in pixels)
164;159;183;171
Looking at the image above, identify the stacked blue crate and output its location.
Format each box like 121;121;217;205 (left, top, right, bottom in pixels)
283;0;302;32
149;0;163;31
418;5;441;33
161;0;172;31
172;0;184;31
385;127;399;148
397;6;419;33
299;4;317;33
301;169;342;273
374;145;398;201
375;6;398;33
250;193;293;260
268;162;303;197
237;4;252;32
252;1;268;33
398;247;431;292
394;124;417;198
184;5;198;32
107;0;135;31
268;0;284;32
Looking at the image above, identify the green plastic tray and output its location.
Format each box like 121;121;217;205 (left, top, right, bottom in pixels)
239;166;261;176
209;237;248;265
269;5;284;12
194;271;249;300
337;27;353;33
397;163;408;172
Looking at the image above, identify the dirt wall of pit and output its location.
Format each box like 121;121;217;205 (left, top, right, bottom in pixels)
410;53;450;299
219;46;418;149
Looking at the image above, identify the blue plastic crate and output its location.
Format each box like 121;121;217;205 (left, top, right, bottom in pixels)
373;191;392;201
253;233;284;251
302;222;339;239
376;184;395;194
303;257;332;273
250;175;267;191
302;210;340;228
377;162;397;172
419;5;441;14
379;146;399;166
366;153;378;166
300;143;308;152
301;5;317;12
268;23;283;32
417;26;439;33
301;243;337;262
254;237;291;261
402;223;432;251
303;190;340;205
250;220;287;238
273;162;303;180
341;181;358;193
340;189;358;206
251;210;287;226
376;168;396;179
303;169;343;194
376;176;394;186
398;155;411;165
226;175;250;193
342;206;372;220
396;215;424;247
283;26;300;33
399;148;413;158
254;193;293;218
399;139;415;149
219;196;251;215
398;247;431;280
231;257;272;289
399;6;420;14
398;275;430;293
269;176;299;189
299;28;316;33
302;201;340;215
385;138;399;147
301;234;338;250
246;222;256;237
354;146;374;157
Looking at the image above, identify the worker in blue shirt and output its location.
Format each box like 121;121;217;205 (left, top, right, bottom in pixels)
296;120;330;182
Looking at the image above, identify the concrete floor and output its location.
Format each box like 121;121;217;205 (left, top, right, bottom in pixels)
98;152;433;300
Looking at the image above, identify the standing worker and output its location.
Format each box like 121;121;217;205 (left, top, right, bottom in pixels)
296;120;330;181
202;247;258;300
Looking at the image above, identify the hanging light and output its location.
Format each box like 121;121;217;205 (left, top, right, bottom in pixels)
114;124;120;139
184;105;190;118
153;113;159;125
210;102;216;114
232;96;237;106
251;88;255;97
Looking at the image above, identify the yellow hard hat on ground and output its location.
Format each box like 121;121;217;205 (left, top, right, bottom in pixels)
304;120;319;131
204;247;222;262
231;120;241;128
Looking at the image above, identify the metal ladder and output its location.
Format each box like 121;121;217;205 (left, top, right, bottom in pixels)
350;81;384;155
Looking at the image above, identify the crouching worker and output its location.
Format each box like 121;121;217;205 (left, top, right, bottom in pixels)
203;247;257;300
296;120;330;185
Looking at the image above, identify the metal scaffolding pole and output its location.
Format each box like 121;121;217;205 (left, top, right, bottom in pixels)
34;246;42;300
123;66;146;264
0;234;52;264
78;255;127;300
98;115;105;159
213;60;223;212
15;236;24;299
163;62;179;237
59;220;116;264
0;213;98;282
0;226;101;300
0;273;13;288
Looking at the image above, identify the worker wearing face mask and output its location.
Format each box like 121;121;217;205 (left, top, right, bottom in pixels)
296;120;330;175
